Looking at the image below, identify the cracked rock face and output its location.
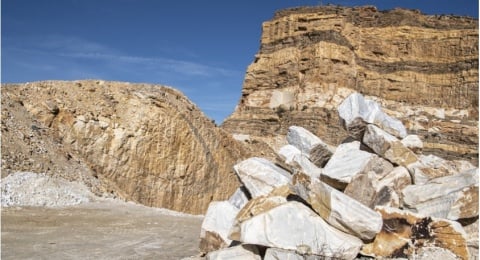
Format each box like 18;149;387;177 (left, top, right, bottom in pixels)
222;5;478;165
2;80;250;214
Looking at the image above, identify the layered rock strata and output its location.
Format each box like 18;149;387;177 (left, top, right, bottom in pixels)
222;5;478;164
2;80;249;214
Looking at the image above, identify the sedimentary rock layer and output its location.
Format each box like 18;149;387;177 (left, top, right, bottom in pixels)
2;80;249;214
222;6;478;164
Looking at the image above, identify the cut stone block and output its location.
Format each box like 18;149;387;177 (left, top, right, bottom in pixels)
308;181;383;240
264;248;320;260
363;124;417;167
344;171;378;208
338;92;407;138
376;166;412;205
237;201;363;260
228;186;250;210
407;154;463;184
234;157;292;198
322;141;379;189
401;134;423;154
200;201;239;253
286;126;325;155
362;207;470;260
402;168;479;220
206;244;261;260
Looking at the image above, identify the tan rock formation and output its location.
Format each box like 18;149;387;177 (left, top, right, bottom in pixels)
2;80;250;214
222;6;478;164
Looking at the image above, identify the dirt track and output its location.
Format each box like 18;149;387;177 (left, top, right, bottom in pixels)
1;201;203;260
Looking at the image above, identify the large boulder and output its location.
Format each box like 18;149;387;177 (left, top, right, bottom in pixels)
402;168;479;220
200;201;239;253
206;245;261;260
363;124;418;167
264;248;319;260
233;157;292;198
307;181;383;240
236;201;363;260
322;141;386;189
343;171;379;208
228;187;250;210
286;126;333;167
338;93;407;139
362;206;470;260
375;166;412;206
407;154;467;184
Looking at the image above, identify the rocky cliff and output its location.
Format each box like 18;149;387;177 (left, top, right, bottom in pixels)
2;80;250;214
222;6;478;164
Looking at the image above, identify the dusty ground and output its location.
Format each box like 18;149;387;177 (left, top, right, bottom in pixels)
1;201;203;260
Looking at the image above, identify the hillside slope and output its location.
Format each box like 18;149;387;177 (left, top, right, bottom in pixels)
2;80;250;214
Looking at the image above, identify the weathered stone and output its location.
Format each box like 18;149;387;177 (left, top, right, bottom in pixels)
237;201;363;260
309;142;334;168
278;145;322;179
200;201;239;253
451;160;477;173
410;247;459;260
344;171;378;208
373;186;401;208
278;145;302;165
402;168;479;220
376;166;412;205
264;248;321;260
228;187;250;210
462;218;479;259
363;124;418;167
234;196;287;225
308;181;383;240
229;194;288;242
345;117;368;140
338;93;407;138
407;154;462;184
362;207;470;260
206;245;261;260
401;134;423;154
322;141;379;189
286;126;326;156
233;157;292;198
291;155;322;180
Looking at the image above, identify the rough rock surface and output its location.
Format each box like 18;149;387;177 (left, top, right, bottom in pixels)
199;201;239;253
237;201;363;260
2;80;250;214
222;5;478;164
307;181;383;240
233;157;292;198
205;245;260;260
402;169;479;220
362;207;471;260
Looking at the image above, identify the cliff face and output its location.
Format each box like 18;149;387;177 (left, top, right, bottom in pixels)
222;6;478;164
2;80;249;214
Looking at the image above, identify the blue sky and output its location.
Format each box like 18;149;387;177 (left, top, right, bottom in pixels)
2;0;478;123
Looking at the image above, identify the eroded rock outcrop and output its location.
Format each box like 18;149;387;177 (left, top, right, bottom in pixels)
2;80;250;214
222;5;478;164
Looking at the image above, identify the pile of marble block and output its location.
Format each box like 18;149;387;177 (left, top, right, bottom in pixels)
199;93;478;260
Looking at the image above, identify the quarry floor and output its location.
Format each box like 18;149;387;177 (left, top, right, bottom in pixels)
1;201;203;260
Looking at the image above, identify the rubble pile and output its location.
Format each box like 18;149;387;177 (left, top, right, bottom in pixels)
199;93;478;260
